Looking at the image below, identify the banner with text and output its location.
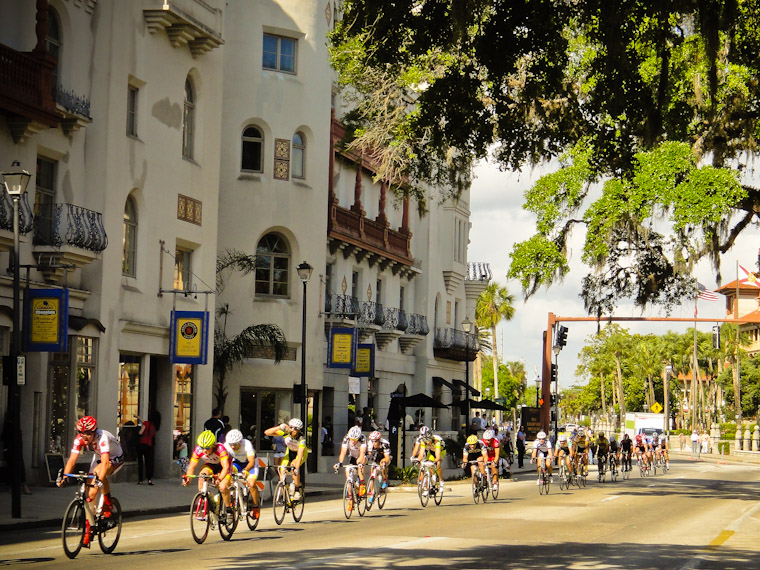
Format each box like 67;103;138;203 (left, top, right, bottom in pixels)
351;343;375;377
24;288;69;353
170;310;209;364
328;327;355;368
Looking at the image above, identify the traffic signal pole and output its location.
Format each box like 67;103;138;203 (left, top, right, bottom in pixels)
540;312;756;433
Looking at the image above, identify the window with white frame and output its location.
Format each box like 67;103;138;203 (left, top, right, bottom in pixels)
46;7;61;93
127;85;138;136
255;233;290;297
263;33;296;73
122;196;137;277
292;132;305;179
241;126;264;172
174;247;193;291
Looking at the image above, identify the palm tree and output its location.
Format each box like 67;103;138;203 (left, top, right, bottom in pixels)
213;250;288;411
475;283;516;406
718;323;749;426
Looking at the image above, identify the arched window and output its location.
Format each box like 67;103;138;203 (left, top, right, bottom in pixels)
292;132;305;179
122;197;137;277
241;126;264;172
46;7;62;92
183;78;195;159
255;233;290;297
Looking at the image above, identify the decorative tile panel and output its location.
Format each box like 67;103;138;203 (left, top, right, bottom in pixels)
177;194;202;226
274;138;290;160
274;159;289;180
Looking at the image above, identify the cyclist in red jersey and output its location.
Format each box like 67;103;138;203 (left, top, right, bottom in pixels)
183;430;234;522
480;429;500;491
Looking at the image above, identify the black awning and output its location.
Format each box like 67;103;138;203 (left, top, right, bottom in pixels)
453;379;480;397
69;315;106;333
432;376;457;391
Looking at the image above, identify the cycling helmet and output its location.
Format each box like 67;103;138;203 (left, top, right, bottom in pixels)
537;431;547;439
558;433;567;442
419;426;431;437
598;432;606;438
288;418;304;431
76;416;97;433
197;430;216;448
610;434;617;442
483;429;495;440
348;426;362;440
623;433;630;439
369;430;382;441
226;429;243;444
466;435;478;445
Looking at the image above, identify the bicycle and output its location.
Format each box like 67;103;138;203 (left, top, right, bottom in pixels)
637;453;650;477
532;458;551;495
230;471;260;531
557;459;573;490
621;451;632;480
465;460;488;504
272;465;305;525
597;453;608;482
573;455;587;488
365;462;388;511
608;453;619;482
485;460;499;500
338;464;366;519
59;472;122;559
187;473;236;543
416;459;443;507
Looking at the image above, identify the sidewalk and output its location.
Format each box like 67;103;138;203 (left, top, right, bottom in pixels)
0;471;344;531
669;448;760;465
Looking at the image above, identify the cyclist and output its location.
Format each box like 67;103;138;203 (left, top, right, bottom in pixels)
555;433;573;480
658;432;670;468
609;434;620;471
57;416;124;546
461;434;486;485
183;430;234;523
634;433;648;469
223;429;261;518
365;430;392;493
530;430;553;483
412;426;446;495
644;432;657;465
596;432;610;474
264;418;307;500
334;425;367;495
620;433;633;471
572;428;589;476
480;429;500;491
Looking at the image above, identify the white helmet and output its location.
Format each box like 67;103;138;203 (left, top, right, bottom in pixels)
483;429;495;440
348;426;362;440
419;426;431;437
226;429;243;444
558;433;567;442
288;418;304;431
537;431;547;439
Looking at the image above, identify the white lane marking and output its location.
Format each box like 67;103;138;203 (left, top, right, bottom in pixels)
601;495;620;502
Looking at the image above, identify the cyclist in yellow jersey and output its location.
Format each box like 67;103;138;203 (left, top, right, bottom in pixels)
264;418;307;500
573;428;589;475
411;426;446;494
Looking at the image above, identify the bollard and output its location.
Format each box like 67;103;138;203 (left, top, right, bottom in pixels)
753;425;760;452
735;428;743;451
743;427;751;451
711;423;720;456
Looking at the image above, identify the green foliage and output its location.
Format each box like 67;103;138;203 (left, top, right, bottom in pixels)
389;464;418;484
480;355;525;410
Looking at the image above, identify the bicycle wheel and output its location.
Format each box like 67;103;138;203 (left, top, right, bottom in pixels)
98;497;122;554
343;480;354;519
246;491;260;531
434;475;444;506
377;479;387;509
365;478;375;512
292;485;305;522
190;493;211;544
418;473;430;507
538;472;546;495
491;471;500;499
218;491;238;541
558;465;566;491
62;499;86;559
356;484;366;517
273;483;288;526
472;475;480;504
543;471;551;494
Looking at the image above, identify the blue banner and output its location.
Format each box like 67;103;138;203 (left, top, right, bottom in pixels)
169;310;209;364
328;327;355;368
351;343;375;377
24;288;69;353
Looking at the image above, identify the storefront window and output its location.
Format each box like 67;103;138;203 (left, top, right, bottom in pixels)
118;354;141;426
75;338;95;421
174;364;193;436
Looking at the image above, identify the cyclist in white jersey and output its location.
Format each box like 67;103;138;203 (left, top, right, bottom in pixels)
223;429;261;513
530;431;554;483
334;426;367;495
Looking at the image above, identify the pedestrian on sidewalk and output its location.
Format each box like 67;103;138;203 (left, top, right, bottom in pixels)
691;429;699;456
204;408;225;442
137;411;159;485
516;425;526;469
679;432;686;451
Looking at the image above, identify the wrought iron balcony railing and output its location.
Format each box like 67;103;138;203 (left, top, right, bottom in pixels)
359;301;385;327
324;294;360;317
0;191;34;234
406;313;430;336
33;203;108;252
55;86;91;118
433;327;479;361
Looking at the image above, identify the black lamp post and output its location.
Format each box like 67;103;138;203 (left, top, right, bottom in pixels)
2;160;31;519
296;261;312;438
462;317;472;429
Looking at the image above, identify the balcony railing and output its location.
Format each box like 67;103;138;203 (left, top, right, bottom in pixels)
55;86;91;118
359;301;385;327
325;294;360;317
0;43;57;120
0;191;34;234
433;328;479;361
33;203;108;252
406;314;430;336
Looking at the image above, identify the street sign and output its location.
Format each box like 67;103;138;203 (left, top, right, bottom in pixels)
16;355;25;386
650;402;663;413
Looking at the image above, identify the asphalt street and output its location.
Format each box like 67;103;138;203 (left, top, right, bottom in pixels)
1;458;759;569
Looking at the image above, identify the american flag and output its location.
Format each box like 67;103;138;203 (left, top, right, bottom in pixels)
697;282;718;302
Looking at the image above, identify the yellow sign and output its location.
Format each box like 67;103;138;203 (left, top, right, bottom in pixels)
650;402;663;414
332;332;353;364
30;298;60;344
355;347;371;373
175;317;203;358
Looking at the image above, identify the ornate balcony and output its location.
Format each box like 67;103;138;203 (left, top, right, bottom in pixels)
433;328;479;362
0;191;35;251
144;0;224;57
32;203;108;284
400;313;429;354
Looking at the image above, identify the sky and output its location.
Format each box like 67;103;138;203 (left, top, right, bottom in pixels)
467;158;760;390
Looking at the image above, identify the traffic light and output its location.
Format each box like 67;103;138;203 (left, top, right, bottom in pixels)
712;325;721;349
550;363;557;383
557;325;568;347
538;397;545;407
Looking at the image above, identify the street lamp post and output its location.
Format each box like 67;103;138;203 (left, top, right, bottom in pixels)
462;317;472;429
2;161;31;519
552;343;561;440
535;375;540;407
664;364;672;436
296;261;312;435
